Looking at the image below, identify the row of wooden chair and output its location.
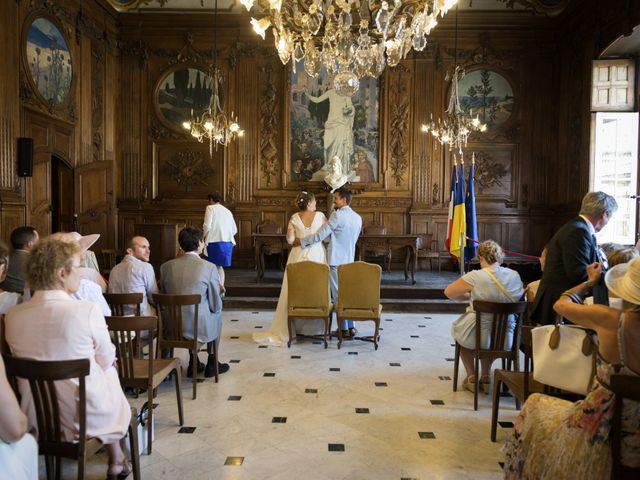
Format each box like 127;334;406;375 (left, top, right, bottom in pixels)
286;261;383;350
457;300;640;478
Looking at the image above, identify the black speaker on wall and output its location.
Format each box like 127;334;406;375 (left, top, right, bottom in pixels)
17;137;33;177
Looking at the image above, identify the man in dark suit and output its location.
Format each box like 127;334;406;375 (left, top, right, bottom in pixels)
0;226;38;293
160;226;229;378
531;191;617;325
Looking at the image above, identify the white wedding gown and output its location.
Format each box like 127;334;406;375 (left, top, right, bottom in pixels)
253;211;327;346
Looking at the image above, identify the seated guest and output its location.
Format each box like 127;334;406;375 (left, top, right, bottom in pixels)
108;236;158;315
160;226;229;378
503;259;640;478
4;238;132;478
525;246;547;303
50;232;111;316
445;240;524;392
0;355;38;480
0;226;38;293
0;242;21;315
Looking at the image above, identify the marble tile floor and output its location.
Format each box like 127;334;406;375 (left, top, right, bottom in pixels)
45;311;519;479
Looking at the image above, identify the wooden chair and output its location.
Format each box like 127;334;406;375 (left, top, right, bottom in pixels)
153;293;214;400
361;223;392;272
103;292;143;316
106;315;184;455
99;249;119;277
256;220;286;271
286;261;333;348
453;300;528;410
336;262;383;350
490;325;545;441
610;374;640;479
416;233;442;272
2;355;140;480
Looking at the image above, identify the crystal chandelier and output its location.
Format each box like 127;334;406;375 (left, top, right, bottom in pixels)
241;0;458;96
182;0;243;154
421;65;486;154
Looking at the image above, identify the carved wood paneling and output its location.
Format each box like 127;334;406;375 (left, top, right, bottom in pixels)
386;65;412;189
0;117;17;190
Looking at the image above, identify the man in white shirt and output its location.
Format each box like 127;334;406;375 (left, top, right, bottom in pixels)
203;192;237;292
108;236;158;316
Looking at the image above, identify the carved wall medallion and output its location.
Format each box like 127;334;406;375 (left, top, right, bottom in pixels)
463;145;518;207
163;150;214;192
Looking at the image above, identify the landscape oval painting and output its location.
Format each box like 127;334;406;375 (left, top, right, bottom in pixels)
26;17;72;103
156;67;213;131
458;69;514;131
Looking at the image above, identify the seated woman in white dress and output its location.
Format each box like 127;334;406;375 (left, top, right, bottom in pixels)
254;191;327;346
0;355;38;480
444;240;524;392
4;238;132;479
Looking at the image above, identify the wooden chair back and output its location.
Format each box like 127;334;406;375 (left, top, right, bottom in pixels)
286;261;332;348
106;316;157;385
610;374;640;479
473;300;528;354
153;293;201;351
99;249;118;276
336;262;383;349
154;293;204;398
3;355;90;480
363;223;386;236
103;292;143;316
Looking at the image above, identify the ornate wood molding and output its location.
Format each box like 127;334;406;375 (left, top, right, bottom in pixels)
444;33;520;71
91;42;104;164
495;0;569;16
259;64;279;188
19;73;78;123
388;73;410;187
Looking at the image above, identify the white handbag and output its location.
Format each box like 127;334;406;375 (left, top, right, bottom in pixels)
531;324;597;395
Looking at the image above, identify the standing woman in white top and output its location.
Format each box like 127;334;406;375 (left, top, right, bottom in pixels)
445;240;524;391
203;192;238;292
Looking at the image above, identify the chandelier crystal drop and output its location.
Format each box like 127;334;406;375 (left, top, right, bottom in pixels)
243;0;458;96
420;65;486;154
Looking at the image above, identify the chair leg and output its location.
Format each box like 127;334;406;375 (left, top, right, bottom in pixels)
191;348;197;400
287;316;293;348
44;455;53;480
453;342;460;392
474;353;480;411
128;408;141;480
323;316;329;349
77;450;86;480
374;319;379;350
491;377;503;442
337;316;343;349
174;368;184;425
147;388;154;454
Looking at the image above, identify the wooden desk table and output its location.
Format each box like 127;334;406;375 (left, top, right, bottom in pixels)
357;234;419;284
251;233;291;282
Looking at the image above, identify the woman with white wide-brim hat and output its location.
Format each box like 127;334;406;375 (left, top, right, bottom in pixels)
502;258;640;478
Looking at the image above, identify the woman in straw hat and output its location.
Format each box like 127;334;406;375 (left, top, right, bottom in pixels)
503;259;640;478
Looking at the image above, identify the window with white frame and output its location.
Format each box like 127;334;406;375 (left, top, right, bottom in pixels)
590;59;638;245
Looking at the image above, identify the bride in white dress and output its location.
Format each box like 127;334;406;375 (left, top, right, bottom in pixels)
253;191;327;346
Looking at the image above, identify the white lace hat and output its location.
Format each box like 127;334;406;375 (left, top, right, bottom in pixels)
50;232;100;253
605;256;640;305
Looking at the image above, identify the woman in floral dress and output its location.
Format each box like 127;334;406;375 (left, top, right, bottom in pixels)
503;259;640;478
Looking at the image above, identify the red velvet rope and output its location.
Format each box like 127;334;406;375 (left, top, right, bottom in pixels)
465;237;541;260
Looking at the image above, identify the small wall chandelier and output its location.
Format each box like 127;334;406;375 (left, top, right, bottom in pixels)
182;0;243;154
241;0;458;97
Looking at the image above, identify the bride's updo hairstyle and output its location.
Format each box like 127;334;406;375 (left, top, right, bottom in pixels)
295;191;315;211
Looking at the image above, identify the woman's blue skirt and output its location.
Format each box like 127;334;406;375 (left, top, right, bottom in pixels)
207;242;233;267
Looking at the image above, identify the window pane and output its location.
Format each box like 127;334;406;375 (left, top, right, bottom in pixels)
592;112;639;245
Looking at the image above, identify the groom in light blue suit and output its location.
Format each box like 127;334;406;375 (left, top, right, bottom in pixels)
299;187;362;336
